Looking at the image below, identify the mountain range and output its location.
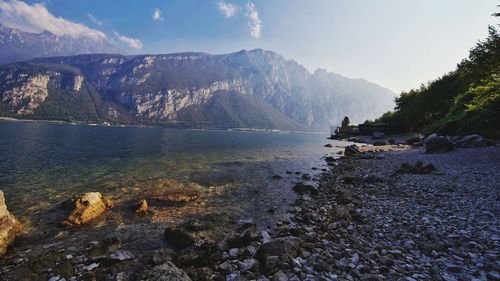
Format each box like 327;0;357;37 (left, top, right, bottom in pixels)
0;24;395;130
0;23;122;65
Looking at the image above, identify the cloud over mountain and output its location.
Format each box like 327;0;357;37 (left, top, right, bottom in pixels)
114;31;142;49
0;0;106;41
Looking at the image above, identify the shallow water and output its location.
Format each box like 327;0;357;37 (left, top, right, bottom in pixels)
0;121;345;255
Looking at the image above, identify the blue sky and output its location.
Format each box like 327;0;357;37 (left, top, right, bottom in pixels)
1;0;498;93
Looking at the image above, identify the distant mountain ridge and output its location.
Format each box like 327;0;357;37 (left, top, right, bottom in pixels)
0;23;122;64
0;50;395;130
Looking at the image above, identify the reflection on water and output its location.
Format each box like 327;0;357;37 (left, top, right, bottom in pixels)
0;121;345;254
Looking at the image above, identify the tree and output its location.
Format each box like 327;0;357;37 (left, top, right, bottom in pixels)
341;116;350;127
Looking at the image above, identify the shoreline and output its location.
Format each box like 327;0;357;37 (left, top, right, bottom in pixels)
1;143;499;280
0;116;327;135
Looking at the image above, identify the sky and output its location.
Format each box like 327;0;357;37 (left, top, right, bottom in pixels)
0;0;498;93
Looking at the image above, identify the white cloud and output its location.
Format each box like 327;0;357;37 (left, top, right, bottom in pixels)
86;13;102;26
113;32;142;49
0;0;106;41
245;2;261;38
218;1;236;18
152;8;163;22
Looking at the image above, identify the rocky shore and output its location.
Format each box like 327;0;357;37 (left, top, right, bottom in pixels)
0;140;499;280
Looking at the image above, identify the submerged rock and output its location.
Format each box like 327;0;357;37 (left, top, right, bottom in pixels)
0;190;22;256
164;214;231;249
62;192;113;225
157;190;199;203
135;199;148;214
292;183;318;195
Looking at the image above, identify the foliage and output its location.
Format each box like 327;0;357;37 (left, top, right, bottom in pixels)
369;25;500;138
341;116;350;127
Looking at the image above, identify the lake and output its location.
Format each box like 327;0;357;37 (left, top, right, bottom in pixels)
0;121;344;255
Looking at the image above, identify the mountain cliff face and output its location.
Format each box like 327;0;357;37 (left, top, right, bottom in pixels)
0;24;122;65
0;50;395;130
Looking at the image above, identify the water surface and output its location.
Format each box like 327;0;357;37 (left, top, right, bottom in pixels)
0;121;344;254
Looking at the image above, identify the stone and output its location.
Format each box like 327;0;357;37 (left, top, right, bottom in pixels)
237;258;257;272
333;205;351;221
424;134;454;153
228;248;239;259
0;190;22;256
455;134;496;148
83;263;99;271
273;271;289;281
397;161;437;174
226;272;240;281
372;131;386;140
140;261;192;280
362;174;384;183
261;231;272;243
405;136;422;145
256;237;302;263
135;199;148;214
110;250;134;261
344;145;361;156
265;255;279;270
62;192;112;225
164;217;217;249
292;183;318;195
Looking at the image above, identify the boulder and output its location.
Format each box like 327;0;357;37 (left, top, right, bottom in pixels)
164;214;229;249
424;134;454;153
135;199;148;214
397;161;437;174
455;134;496;148
344;145;361;156
0;190;22;256
255;237;302;264
62;192;113;225
292;183;318;195
405;136;422;145
140;261;192;281
225;219;259;248
372;131;386;140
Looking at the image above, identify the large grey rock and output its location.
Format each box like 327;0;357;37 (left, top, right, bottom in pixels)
425;135;454;153
344;145;361;156
372;131;386;140
256;237;302;263
0;190;21;256
455;134;496;148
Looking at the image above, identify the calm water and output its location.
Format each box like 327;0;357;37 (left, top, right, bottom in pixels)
0;121;344;253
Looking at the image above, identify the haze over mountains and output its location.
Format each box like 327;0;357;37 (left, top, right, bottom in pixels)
0;23;395;130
